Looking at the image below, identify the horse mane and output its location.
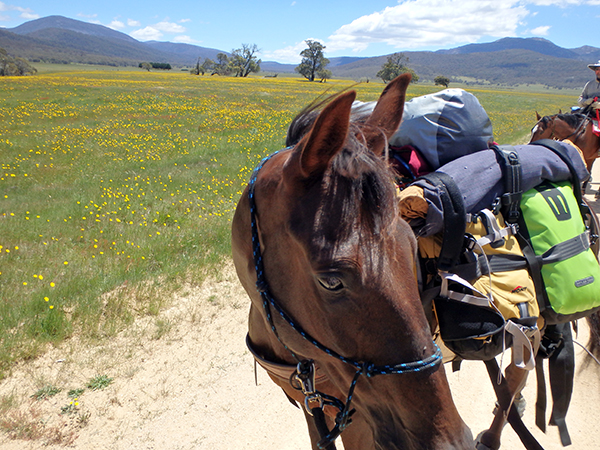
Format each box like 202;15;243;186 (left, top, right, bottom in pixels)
555;112;587;129
286;93;399;240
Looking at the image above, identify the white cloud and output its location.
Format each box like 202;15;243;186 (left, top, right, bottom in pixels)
154;21;186;33
4;3;39;20
130;20;186;41
19;11;38;19
127;19;141;27
131;26;163;41
179;18;191;23
325;0;529;53
262;39;324;64
109;20;125;30
0;3;42;20
0;1;12;21
530;25;551;35
527;0;592;5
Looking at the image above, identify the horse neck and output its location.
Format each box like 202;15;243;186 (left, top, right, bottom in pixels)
569;121;599;170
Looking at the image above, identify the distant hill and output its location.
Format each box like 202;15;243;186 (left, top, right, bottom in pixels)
436;37;579;59
1;15;600;88
2;15;226;66
24;28;172;62
143;41;225;63
260;61;296;73
330;48;597;88
329;38;600;87
570;45;600;61
10;15;138;43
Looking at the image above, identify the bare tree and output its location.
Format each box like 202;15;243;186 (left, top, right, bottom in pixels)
230;44;261;77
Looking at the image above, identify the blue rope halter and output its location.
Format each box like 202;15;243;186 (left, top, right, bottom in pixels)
247;150;442;448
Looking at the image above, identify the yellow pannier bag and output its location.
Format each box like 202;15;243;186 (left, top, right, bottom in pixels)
467;211;540;324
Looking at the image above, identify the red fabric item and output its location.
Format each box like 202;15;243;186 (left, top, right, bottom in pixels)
390;145;432;176
389;145;432;189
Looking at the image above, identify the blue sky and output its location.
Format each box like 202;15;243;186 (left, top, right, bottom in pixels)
1;1;599;63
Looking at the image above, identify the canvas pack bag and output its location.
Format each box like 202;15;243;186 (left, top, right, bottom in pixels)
413;171;540;364
355;88;493;186
395;126;599;443
389;88;493;169
400;139;600;362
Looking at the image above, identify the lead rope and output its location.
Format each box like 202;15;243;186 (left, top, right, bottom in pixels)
248;150;443;449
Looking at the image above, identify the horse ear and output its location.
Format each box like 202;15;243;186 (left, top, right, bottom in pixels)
363;73;411;155
297;90;357;178
536;111;541;121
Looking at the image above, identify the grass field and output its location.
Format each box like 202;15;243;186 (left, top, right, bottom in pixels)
0;67;579;377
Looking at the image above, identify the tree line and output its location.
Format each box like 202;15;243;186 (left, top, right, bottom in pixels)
2;39;453;87
205;40;450;86
191;44;261;77
139;62;172;71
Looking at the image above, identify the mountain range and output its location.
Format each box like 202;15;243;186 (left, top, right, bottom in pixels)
2;15;600;88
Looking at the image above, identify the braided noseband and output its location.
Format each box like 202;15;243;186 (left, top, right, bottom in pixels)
247;150;442;448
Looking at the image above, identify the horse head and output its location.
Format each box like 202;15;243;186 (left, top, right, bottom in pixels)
232;74;474;449
530;113;555;142
530;112;599;171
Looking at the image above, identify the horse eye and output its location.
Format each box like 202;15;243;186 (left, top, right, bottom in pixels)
317;274;344;291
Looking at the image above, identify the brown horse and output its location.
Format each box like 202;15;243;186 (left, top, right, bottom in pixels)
530;112;600;172
232;74;474;449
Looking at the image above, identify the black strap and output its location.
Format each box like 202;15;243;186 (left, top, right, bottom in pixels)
534;324;575;446
453;232;591;280
492;144;523;223
419;172;466;271
535;353;548;432
518;232;550;314
529;139;583;206
312;408;338;450
548;323;574;446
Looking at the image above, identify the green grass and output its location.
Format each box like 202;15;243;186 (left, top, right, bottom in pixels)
86;374;113;391
31;385;61;400
0;67;579;378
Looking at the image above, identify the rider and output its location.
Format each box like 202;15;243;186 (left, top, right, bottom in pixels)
578;60;600;109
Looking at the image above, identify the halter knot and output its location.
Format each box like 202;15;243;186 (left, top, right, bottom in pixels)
255;279;268;293
361;362;376;377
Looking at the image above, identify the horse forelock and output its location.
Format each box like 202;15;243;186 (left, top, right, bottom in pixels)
298;139;399;258
535;114;554;132
285;88;404;265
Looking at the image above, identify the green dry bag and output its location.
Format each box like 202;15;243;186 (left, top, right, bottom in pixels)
520;180;600;323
